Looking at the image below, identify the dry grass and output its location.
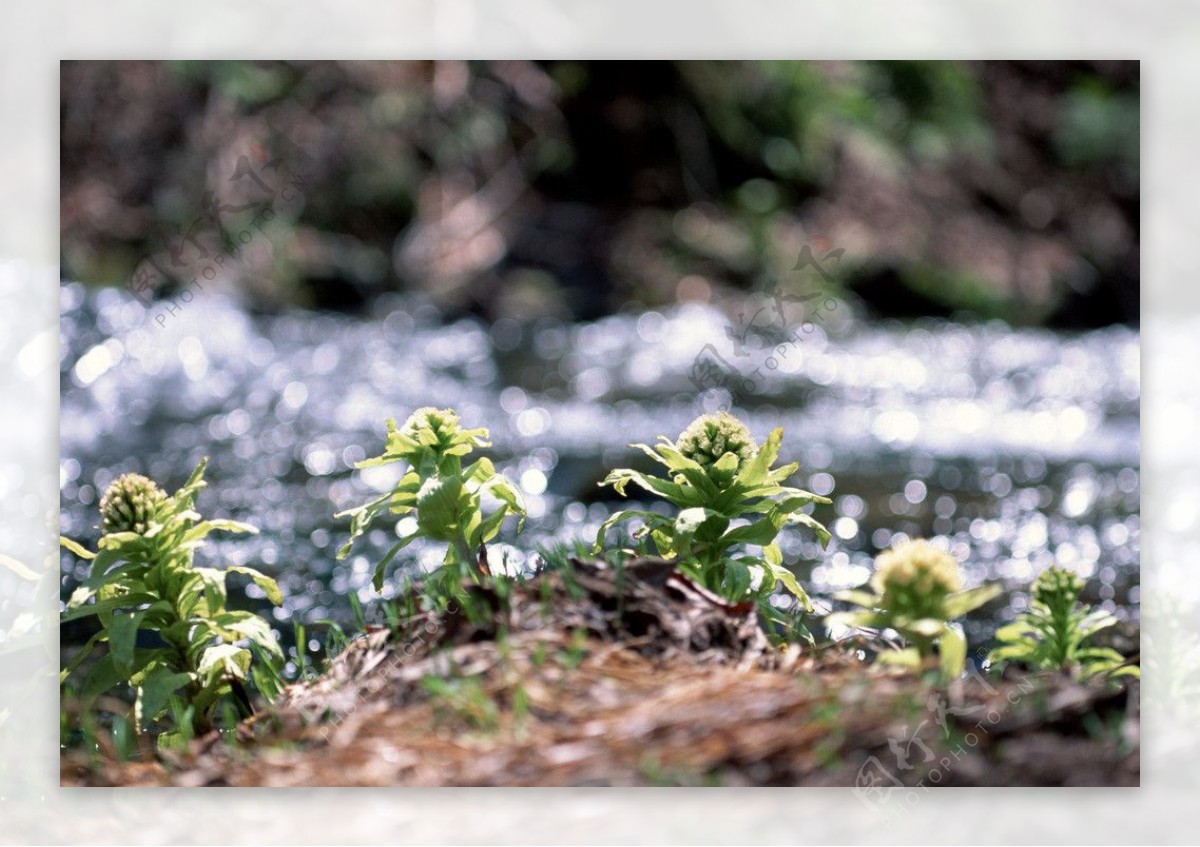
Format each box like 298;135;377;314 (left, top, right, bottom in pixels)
62;559;1138;787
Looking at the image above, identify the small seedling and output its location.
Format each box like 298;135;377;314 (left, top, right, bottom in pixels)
827;538;1001;680
595;411;831;608
988;566;1139;681
336;408;526;594
422;673;500;732
60;459;284;746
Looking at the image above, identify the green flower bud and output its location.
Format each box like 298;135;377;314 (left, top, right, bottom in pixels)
99;473;169;535
676;412;757;477
872;538;962;618
1032;566;1083;608
401;407;461;444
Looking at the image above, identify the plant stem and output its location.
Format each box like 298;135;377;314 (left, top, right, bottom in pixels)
452;532;477;578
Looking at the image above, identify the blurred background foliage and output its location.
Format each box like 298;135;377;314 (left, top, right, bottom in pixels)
60;60;1138;327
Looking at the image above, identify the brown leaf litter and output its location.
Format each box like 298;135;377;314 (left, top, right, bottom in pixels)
62;558;1138;787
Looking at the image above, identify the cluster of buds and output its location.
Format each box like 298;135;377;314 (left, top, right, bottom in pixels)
1032;566;1084;608
99;473;169;535
391;406;489;467
871;538;962;618
401;406;462;445
676;411;758;475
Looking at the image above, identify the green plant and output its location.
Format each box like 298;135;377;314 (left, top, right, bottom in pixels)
988;566;1139;681
595;411;831;608
421;673;500;732
60;459;284;746
827;538;1001;680
337;408;526;595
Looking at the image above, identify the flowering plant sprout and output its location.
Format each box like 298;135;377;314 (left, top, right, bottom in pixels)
60;459;283;745
988;566;1138;680
337;408;526;593
827;538;1001;680
595;411;830;608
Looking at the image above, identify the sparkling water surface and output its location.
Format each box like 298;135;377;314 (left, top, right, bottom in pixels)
59;283;1140;651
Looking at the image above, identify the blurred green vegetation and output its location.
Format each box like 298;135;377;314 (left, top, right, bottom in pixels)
60;60;1138;327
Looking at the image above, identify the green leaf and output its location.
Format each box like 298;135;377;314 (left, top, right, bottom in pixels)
214;612;283;659
179;457;209;495
763;484;832;506
674;507;713;536
226;565;283;605
81;655;125;703
784;512;831;547
182;519;259;545
599;468;701;506
372;533;418;592
902;617;946;638
198;643;251;683
480;474;526;528
135;668;194;729
768;563;812;610
735;427;783;487
60;630;106;684
719;517;781;548
876;647;922;669
66;585;95;609
1077;608;1119;637
594;509;672;552
634;440;703;477
987;644;1032;664
415;476;465;538
97;531;142;550
939;623;967;680
185;567;229;618
824;609;881;630
993;620;1038;642
335;490;393;558
941;583;1003;619
382;418;421;456
471;507;507;548
463;457;496;484
59;537;96;561
59;592;157;623
108;609;146;675
354;453;403;469
1104;664;1140;680
1075;646;1127;665
712;451;740;479
764;462;801;484
832;589;878;609
720;559;753;599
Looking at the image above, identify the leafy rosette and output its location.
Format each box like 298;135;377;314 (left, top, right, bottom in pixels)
596;412;830;607
60;458;283;741
827;538;1001;679
988;566;1137;680
337;407;525;591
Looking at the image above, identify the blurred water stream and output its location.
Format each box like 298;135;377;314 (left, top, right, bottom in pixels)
59;283;1140;661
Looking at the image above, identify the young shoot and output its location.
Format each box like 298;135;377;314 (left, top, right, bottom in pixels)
337;408;526;594
988;566;1138;681
60;459;284;746
827;538;1001;680
595;411;831;609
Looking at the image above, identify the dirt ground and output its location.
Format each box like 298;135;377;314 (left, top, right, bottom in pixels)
61;559;1138;787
